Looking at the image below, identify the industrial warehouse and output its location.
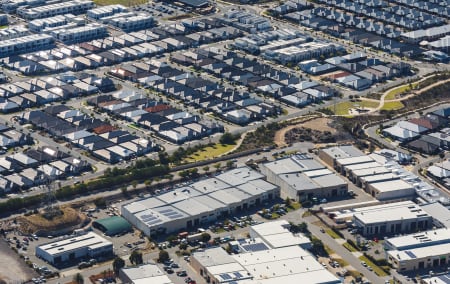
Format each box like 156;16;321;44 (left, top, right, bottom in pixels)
35;232;113;267
121;167;279;236
260;153;348;202
190;221;340;284
385;228;450;272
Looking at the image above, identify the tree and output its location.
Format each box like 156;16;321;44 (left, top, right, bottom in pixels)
93;197;106;208
214;163;221;171
129;250;143;265
121;186;128;196
202;166;210;173
131;180;138;189
112;257;125;275
285;197;291;207
179;243;188;250
73;273;84;284
158;250;170;263
158;151;170;165
189;168;198;176
220;132;237;145
201;232;211;243
226;160;234;169
311;238;325;255
144;179;152;189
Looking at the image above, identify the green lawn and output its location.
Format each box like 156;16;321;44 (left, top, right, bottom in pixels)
326;229;342;239
289;202;301;210
328;101;379;115
343;242;358;252
184;144;235;163
358;256;389;277
380;101;404;111
301;210;312;217
94;0;146;6
384;82;418;100
271;212;280;219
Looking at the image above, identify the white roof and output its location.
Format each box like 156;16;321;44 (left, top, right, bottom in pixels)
37;232;111;256
351;166;391;177
389;242;450;261
251;220;310;248
233;246;323;278
397;120;427;133
216;166;265;186
421;273;450;284
344;161;381;172
192;247;237;268
207;187;252;206
262;155;324;175
251;220;291;236
336;155;374;166
120;264;172;284
369;179;414;193
237;179;278;196
191;177;230;194
420;202;450;228
385;228;450;250
353;201;431;224
238;270;340;284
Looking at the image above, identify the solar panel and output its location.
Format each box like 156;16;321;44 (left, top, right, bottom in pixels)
159;209;172;214
141;216;157;222
242;243;268;252
405;251;416;258
170;214;184;219
220;274;232;280
437;274;450;284
146;219;161;225
234;272;243;278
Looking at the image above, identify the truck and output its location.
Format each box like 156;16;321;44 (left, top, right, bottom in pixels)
187;233;204;243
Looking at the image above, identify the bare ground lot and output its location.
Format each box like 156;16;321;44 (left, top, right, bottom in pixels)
0;240;37;283
275;117;351;147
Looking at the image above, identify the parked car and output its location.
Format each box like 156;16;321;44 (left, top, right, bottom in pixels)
361;261;367;267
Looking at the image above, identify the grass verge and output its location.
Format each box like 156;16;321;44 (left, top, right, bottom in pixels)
326;229;342;239
358;255;388;277
184;144;235;162
384;82;418;100
343;242;358;252
380;101;404;111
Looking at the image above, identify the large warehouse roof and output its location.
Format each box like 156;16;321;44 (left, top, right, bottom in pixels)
37;232;112;256
121;167;279;235
93;216;132;236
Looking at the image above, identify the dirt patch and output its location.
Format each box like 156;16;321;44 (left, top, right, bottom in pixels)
275;118;353;147
301;118;337;133
18;206;87;235
0;240;37;283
